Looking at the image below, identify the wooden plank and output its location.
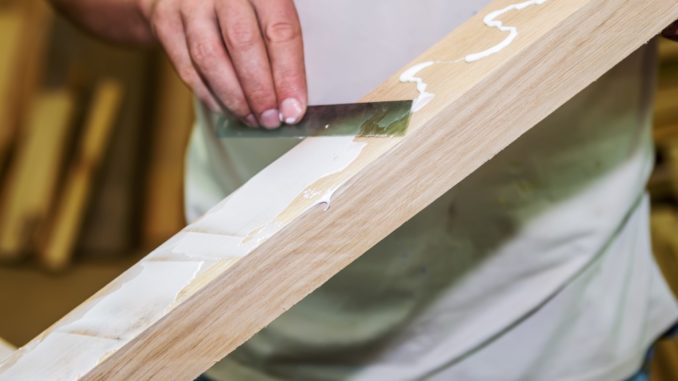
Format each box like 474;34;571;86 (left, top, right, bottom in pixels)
0;90;76;260
50;19;154;257
651;208;678;297
650;208;678;381
652;338;678;381
1;0;676;379
142;56;194;248
0;5;23;173
655;86;678;128
660;37;678;62
654;124;678;146
666;144;678;201
39;81;123;271
0;1;52;176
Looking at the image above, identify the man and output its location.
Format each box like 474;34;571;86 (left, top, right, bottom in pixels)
50;0;678;379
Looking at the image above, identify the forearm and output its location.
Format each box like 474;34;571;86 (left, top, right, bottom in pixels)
49;0;154;45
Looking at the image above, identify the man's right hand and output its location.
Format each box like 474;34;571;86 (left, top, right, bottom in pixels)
138;0;307;129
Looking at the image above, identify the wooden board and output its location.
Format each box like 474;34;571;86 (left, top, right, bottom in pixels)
0;90;76;260
650;208;678;381
142;56;194;248
1;0;676;379
655;87;678;128
0;0;52;175
660;37;678;62
0;5;23;173
653;339;678;381
39;81;123;271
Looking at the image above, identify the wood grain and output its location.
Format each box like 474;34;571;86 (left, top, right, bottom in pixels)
40;81;123;270
1;0;676;379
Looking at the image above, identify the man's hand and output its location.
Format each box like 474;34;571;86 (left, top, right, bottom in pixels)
664;21;678;41
139;0;307;128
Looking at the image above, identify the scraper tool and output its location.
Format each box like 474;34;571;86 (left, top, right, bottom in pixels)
216;100;413;138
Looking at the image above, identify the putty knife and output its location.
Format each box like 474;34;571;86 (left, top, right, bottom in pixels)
216;100;413;138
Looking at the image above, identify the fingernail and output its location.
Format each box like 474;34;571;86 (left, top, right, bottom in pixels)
243;114;258;127
260;109;281;129
280;98;304;125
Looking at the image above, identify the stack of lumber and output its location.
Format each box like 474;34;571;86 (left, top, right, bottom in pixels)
0;0;193;271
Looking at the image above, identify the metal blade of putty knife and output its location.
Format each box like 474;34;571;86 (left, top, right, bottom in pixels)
215;100;413;138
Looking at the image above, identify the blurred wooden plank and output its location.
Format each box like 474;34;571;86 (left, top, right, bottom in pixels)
665;144;678;200
0;90;76;260
0;5;24;173
651;208;678;295
0;1;52;175
660;38;678;62
654;124;678;146
652;338;678;381
651;208;678;381
142;56;194;248
40;81;123;271
40;18;155;257
648;164;674;202
655;86;678;128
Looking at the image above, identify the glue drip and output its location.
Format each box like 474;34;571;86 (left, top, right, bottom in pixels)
399;61;438;112
400;0;548;112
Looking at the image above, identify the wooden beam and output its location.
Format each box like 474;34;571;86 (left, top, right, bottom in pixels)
39;81;123;271
0;0;53;176
0;90;76;260
0;5;23;173
1;0;676;379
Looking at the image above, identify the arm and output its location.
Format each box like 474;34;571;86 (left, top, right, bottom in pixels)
49;0;308;128
49;0;153;44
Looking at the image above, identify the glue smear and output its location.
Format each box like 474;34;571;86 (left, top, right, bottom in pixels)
400;0;548;112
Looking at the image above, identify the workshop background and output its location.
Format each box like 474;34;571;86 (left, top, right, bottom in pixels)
1;0;678;378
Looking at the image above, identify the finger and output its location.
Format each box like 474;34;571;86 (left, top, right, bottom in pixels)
663;20;678;42
149;3;222;112
181;4;257;125
252;0;307;125
216;0;280;129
